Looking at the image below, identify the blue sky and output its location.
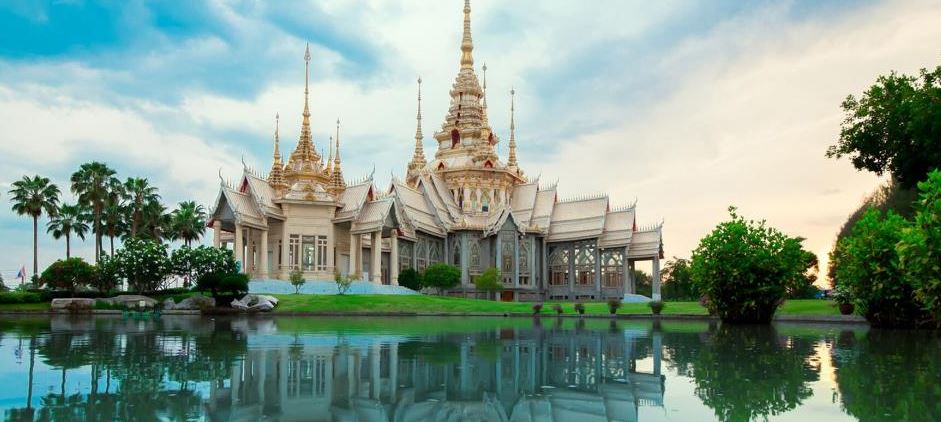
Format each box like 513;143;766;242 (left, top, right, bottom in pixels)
0;0;939;280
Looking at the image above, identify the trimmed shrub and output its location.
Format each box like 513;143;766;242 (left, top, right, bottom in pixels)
607;298;622;315
691;207;816;323
398;268;422;290
552;303;563;314
0;292;43;304
422;263;461;292
649;300;664;315
532;303;543;315
574;303;585;315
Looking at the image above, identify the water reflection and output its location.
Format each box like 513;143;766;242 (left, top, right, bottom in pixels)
0;316;937;421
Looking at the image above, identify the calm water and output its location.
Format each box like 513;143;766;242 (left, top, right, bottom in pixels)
0;316;938;421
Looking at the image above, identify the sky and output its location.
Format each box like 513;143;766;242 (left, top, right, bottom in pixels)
1;0;939;282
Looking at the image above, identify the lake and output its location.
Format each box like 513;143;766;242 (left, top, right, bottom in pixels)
0;316;937;421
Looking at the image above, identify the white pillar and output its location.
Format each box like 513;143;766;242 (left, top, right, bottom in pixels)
390;232;399;285
259;229;269;279
349;232;359;278
212;221;222;248
652;256;662;301
234;224;244;273
281;223;289;278
371;231;382;284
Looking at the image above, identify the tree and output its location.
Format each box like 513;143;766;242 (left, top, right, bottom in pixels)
123;177;159;238
113;238;171;293
71;162;120;262
9;175;61;279
100;201;128;256
898;170;941;324
171;246;236;288
197;272;248;299
834;209;926;327
46;204;90;259
332;270;352;295
139;199;171;242
473;267;502;300
661;257;697;301
292;269;307;294
690;207;816;323
397;268;422;290
40;258;96;294
168;201;206;246
826;65;941;189
95;255;121;293
422;263;460;293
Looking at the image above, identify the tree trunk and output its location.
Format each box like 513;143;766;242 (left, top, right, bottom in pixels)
66;233;71;259
110;234;114;256
32;216;38;280
94;205;102;263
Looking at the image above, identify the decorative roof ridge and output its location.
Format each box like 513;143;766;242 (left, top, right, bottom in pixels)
557;193;608;204
611;198;638;213
635;220;664;233
538;179;558;191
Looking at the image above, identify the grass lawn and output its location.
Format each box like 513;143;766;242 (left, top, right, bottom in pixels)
270;294;838;316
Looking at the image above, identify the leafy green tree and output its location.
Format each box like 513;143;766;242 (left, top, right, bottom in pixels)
422;263;460;292
473;267;502;300
292;269;307;294
835;209;926;327
101;200;128;256
95;255;121;293
690;207;816;323
40;257;96;294
71;162;120;262
661;257;697;301
632;270;652;297
46;203;90;259
398;268;423;290
113;238;171;293
138;199;171;242
332;270;352;295
197;272;248;299
9;175;61;279
171;246;236;288
168;201;207;246
826;65;941;189
123;177;159;238
898;170;941;323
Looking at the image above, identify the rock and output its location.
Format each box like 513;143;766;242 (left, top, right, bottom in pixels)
232;294;277;312
173;295;215;310
162;298;176;310
101;295;158;308
230;298;249;310
50;298;95;311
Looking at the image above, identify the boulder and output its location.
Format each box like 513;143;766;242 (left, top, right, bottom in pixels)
50;298;95;311
172;295;215;310
232;294;278;312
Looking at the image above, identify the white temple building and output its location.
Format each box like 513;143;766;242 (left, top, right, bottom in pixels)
208;0;664;301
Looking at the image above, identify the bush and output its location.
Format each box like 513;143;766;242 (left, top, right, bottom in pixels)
574;303;585;315
607;298;622;315
333;270;352;295
532;303;543;315
690;207;817;323
291;269;306;294
39;257;96;294
114;238;171;293
898;170;941;323
398;268;422;290
649;300;664;315
552;303;563;314
422;263;461;292
95;255;121;293
474;267;502;300
835;209;926;327
0;292;43;304
197;272;249;300
172;246;237;288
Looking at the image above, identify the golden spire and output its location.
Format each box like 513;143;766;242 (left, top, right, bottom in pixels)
268;113;287;191
326;135;334;175
414;77;425;159
330;118;346;194
481;63;488;121
508;88;518;168
460;0;474;69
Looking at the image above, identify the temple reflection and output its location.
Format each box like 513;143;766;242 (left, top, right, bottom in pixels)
212;319;665;421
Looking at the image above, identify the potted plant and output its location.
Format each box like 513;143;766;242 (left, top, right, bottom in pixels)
574;302;585;315
833;284;854;315
532;302;544;315
607;298;622;315
552;303;564;315
649;300;664;315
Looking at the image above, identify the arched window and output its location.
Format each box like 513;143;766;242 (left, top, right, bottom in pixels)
601;249;623;288
451;129;460;147
549;247;569;287
437;162;446;171
452;241;461;266
470;241;481;272
484;160;493;169
481;191;491;213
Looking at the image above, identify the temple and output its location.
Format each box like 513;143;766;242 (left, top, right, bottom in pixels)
208;0;664;301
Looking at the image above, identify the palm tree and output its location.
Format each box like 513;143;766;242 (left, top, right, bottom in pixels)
9;175;61;279
101;201;128;256
139;199;171;241
46;204;90;258
124;177;159;237
70;162;118;263
170;201;207;246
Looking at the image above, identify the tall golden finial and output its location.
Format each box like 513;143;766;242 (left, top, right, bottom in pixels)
268;113;287;190
508;88;518;168
273;112;281;160
304;43;311;118
460;0;474;69
482;63;488;107
335;118;342;164
415;77;424;145
330;118;346;193
326;135;334;175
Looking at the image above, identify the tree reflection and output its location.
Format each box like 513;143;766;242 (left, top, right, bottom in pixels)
833;330;941;421
669;324;818;421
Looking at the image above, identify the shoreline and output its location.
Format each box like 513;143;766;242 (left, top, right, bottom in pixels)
0;309;868;324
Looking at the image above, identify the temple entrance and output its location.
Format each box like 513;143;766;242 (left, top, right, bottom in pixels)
500;291;514;302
